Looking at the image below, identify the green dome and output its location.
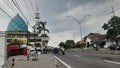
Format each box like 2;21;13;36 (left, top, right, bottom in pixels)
7;14;27;31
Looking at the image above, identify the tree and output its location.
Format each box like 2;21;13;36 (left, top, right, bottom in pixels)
58;42;66;48
36;43;41;47
75;42;82;48
65;40;74;49
34;21;50;48
102;16;120;42
8;39;24;46
37;21;49;34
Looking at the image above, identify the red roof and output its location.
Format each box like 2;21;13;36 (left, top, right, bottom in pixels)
87;33;107;41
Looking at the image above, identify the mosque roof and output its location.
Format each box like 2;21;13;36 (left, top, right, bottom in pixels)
7;14;27;31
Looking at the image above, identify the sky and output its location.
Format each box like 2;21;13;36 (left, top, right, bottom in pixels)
0;0;120;47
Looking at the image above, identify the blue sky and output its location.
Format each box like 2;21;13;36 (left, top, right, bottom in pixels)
0;0;120;47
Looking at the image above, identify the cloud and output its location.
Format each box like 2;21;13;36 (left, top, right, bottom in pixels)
48;30;79;46
55;0;120;35
48;0;120;45
0;18;10;31
66;1;71;10
1;0;120;47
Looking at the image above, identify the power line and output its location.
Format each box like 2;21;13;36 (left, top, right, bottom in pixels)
2;0;25;26
0;2;28;31
1;0;28;30
29;0;35;13
0;7;22;27
16;0;33;25
23;0;35;22
4;0;23;27
0;2;14;18
18;0;32;21
11;0;27;21
4;0;18;14
0;7;13;20
11;0;32;28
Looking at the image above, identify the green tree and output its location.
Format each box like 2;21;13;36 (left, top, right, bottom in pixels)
37;21;49;34
58;42;66;48
102;16;120;42
8;39;24;46
76;42;82;48
40;33;49;37
36;43;41;47
34;21;50;48
65;40;74;49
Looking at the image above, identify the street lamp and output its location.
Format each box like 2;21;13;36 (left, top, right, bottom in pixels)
67;15;91;40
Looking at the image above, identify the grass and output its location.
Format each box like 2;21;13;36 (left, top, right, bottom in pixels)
32;58;38;61
17;59;24;61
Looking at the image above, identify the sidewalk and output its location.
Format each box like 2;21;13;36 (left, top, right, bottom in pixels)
7;54;56;68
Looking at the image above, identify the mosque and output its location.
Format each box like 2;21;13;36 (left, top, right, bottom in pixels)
5;14;41;46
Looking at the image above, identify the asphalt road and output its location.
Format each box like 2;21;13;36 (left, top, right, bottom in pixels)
54;51;120;68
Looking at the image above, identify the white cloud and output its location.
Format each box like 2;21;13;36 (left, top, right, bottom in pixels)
48;29;81;47
56;0;120;35
49;0;120;46
1;0;120;47
66;1;72;10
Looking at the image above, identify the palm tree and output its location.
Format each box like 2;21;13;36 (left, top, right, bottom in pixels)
37;21;49;34
36;21;49;48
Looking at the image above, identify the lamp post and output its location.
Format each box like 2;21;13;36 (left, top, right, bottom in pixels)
67;15;91;40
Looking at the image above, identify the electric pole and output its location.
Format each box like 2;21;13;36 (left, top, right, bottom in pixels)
111;6;119;48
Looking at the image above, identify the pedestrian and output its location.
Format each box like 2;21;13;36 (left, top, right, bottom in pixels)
27;49;30;61
35;47;38;60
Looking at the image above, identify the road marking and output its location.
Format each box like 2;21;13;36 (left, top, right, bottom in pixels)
54;55;71;68
74;55;81;57
104;60;120;65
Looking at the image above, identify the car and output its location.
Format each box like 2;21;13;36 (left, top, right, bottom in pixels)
108;44;120;50
53;48;59;53
36;47;42;54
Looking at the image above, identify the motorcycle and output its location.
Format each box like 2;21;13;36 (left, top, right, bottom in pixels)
60;48;65;55
61;51;65;55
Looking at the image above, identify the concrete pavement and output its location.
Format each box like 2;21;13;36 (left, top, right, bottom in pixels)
7;54;62;68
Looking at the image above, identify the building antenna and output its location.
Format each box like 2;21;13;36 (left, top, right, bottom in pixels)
111;6;115;17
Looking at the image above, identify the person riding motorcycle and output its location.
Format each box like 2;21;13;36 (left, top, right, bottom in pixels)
60;47;65;55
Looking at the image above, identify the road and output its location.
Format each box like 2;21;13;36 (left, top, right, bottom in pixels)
54;51;120;68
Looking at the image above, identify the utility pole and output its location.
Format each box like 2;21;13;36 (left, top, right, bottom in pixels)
67;15;91;40
111;6;119;36
111;6;119;49
34;1;40;59
27;21;29;47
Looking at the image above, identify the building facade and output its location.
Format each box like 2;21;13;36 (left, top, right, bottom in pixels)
5;14;41;46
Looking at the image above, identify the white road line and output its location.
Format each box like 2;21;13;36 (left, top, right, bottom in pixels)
54;55;71;68
74;55;81;57
104;60;120;65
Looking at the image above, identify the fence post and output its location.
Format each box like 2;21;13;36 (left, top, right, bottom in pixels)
11;59;15;68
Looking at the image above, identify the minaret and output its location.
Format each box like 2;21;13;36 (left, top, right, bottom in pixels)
35;6;40;26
